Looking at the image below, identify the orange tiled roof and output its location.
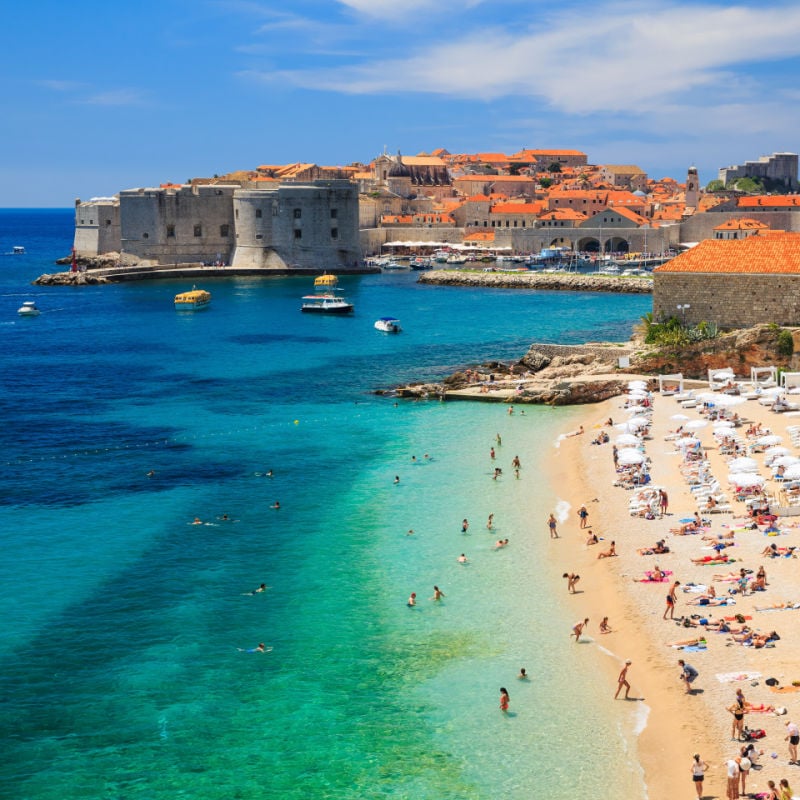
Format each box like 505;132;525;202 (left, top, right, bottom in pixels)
466;194;491;202
464;231;495;242
537;208;588;221
713;218;771;231
655;232;800;274
738;196;800;208
610;207;651;226
490;175;537;182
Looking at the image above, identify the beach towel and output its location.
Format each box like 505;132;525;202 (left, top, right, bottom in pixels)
769;686;800;694
639;569;673;583
724;615;752;621
681;644;709;652
716;671;762;683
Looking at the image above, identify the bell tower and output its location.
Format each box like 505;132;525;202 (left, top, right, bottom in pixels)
685;165;699;209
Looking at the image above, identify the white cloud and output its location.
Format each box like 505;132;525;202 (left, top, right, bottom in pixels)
38;79;84;92
337;0;484;21
259;2;800;116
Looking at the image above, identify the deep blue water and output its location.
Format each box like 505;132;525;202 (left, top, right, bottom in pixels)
0;209;653;799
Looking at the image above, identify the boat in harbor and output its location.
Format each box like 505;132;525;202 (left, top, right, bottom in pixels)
446;254;468;265
301;294;354;314
374;317;401;333
174;287;212;310
410;257;433;270
314;273;339;290
17;300;40;317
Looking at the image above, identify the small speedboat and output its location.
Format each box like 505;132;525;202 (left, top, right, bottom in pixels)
301;294;354;314
374;317;401;333
175;286;211;310
17;300;40;317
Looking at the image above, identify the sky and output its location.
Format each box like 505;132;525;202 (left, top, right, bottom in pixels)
3;0;800;206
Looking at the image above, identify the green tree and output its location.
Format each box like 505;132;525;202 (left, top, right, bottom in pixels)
538;177;553;189
705;179;724;192
548;162;562;173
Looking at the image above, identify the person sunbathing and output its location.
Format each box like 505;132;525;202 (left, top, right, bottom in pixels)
712;571;744;582
687;596;731;606
691;553;731;564
666;636;707;648
705;496;719;510
754;601;800;611
637;540;670;555
703;531;735;542
597;541;617;559
586;531;599;546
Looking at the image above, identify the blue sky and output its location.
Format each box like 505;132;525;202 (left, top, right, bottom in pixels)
3;0;800;206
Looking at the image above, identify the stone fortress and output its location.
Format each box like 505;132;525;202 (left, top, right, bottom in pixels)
75;180;361;271
73;147;800;274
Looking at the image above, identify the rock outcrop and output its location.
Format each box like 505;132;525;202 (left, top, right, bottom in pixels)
418;269;652;293
34;271;110;286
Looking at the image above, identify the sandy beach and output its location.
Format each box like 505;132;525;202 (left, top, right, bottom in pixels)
549;386;800;800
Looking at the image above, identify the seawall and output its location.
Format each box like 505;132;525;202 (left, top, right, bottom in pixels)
417;269;652;293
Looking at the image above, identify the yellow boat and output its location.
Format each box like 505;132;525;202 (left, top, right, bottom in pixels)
313;273;339;290
174;287;211;310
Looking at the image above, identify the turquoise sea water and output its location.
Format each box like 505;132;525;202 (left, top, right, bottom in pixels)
0;210;653;799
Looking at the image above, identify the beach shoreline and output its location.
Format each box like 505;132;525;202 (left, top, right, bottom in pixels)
559;389;800;800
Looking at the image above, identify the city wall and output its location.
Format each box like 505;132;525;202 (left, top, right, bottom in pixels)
653;272;800;328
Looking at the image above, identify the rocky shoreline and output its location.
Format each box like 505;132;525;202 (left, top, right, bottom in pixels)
383;324;798;406
417;269;652;293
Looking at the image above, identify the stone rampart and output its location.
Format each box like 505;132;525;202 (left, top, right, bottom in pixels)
653;272;800;328
417;269;652;293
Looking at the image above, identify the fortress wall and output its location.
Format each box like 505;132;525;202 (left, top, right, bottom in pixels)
73;200;121;256
653;272;800;328
679;211;800;243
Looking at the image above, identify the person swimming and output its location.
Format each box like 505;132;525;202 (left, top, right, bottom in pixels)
238;642;272;653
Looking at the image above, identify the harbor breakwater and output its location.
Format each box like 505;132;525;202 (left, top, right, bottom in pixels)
417;269;653;293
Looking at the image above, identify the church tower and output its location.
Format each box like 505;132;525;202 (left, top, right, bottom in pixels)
685;165;699;209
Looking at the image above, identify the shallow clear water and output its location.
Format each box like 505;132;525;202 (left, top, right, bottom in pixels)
0;210;652;798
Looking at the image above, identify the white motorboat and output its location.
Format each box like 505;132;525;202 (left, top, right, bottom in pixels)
301;294;354;314
17;300;40;316
374;317;401;333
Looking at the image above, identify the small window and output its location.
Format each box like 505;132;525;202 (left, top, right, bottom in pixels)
235;209;239;219
80;219;84;224
330;209;338;219
331;228;338;239
255;208;262;219
220;224;229;237
105;219;111;226
194;224;202;237
255;234;263;240
167;225;175;238
294;229;302;239
293;208;302;219
143;232;149;239
89;219;94;224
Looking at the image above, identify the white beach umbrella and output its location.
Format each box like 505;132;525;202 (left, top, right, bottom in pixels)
772;455;800;468
628;380;648;389
617;448;646;465
675;437;701;448
727;457;759;473
727;472;765;487
765;446;790;458
783;464;800;481
615;433;640;446
671;413;690;421
713;420;735;429
626;416;650;429
757;435;783;446
685;419;708;431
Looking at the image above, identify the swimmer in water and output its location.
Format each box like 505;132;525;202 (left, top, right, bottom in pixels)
457;553;468;563
431;585;445;601
487;514;494;530
238;642;272;653
266;470;273;477
192;517;203;525
394;475;400;485
461;518;469;533
500;687;510;711
220;513;230;521
146;470;156;478
407;592;417;607
270;501;280;510
407;529;415;536
518;668;528;680
243;583;269;595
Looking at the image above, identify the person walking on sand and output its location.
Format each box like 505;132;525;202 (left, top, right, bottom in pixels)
548;513;559;539
679;659;699;694
499;687;510;712
664;580;680;620
571;618;589;642
577;504;589;528
691;754;709;798
659;489;669;517
563;572;580;593
738;748;751;797
614;660;632;699
786;719;800;763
